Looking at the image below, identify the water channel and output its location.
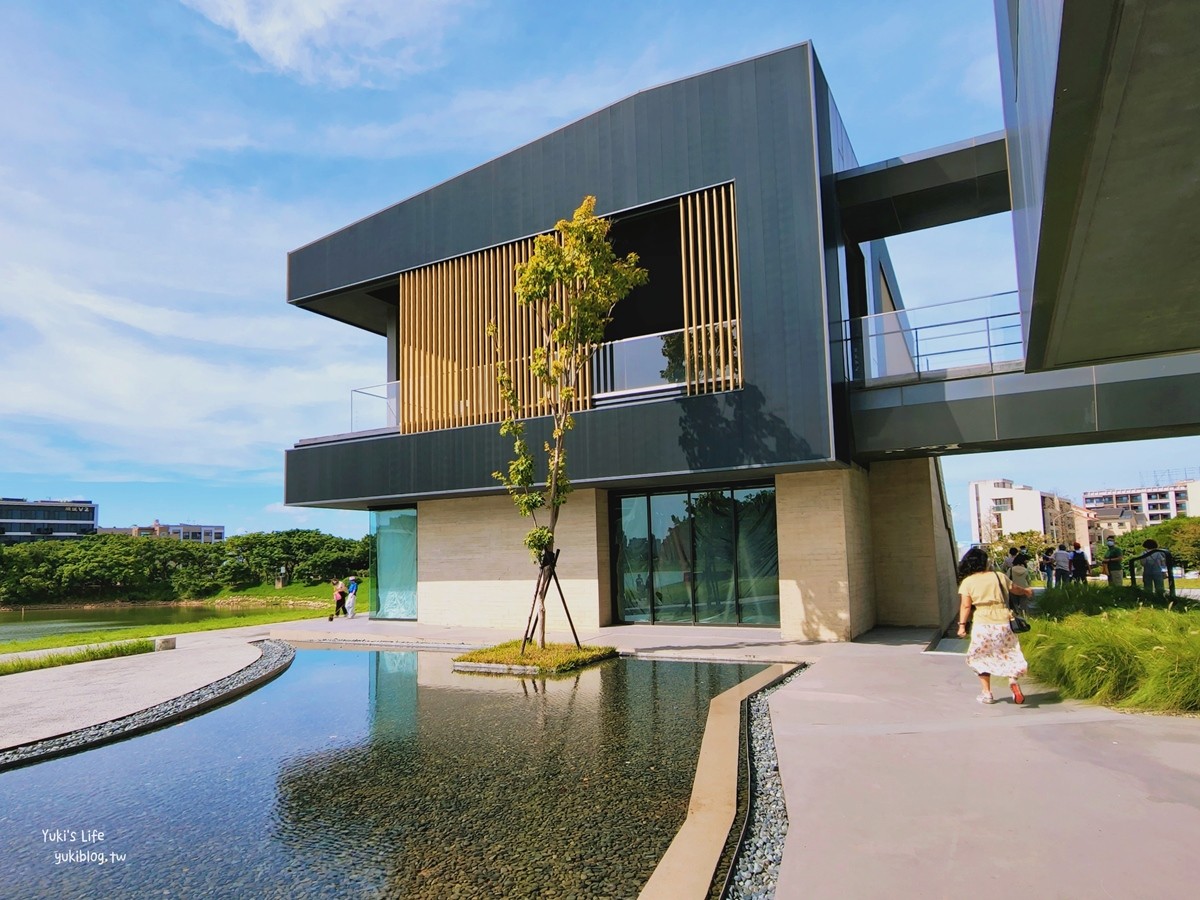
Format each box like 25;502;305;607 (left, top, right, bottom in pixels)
0;648;764;898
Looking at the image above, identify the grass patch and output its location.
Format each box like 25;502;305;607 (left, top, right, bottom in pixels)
0;608;324;655
1034;582;1198;619
455;639;618;674
210;578;370;605
0;639;156;677
1024;607;1200;713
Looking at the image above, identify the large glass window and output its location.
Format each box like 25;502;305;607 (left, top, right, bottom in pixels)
615;497;651;622
613;484;778;626
693;490;736;624
651;493;693;624
734;487;780;624
371;508;417;620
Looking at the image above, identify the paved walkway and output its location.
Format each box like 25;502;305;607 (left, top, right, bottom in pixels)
2;615;1197;897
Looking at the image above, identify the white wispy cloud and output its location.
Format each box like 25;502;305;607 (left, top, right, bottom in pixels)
181;0;474;86
311;64;666;160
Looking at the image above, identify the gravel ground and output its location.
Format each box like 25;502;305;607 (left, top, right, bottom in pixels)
725;666;806;900
0;639;294;772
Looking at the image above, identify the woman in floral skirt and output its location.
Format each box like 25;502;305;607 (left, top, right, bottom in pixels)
956;546;1034;704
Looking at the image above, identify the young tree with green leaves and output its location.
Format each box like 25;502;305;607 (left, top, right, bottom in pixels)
490;195;648;651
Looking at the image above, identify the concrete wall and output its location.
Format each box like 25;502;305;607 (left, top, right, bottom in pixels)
869;458;959;629
416;489;609;632
776;469;875;641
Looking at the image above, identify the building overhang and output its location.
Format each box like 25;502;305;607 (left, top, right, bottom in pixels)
1022;0;1200;371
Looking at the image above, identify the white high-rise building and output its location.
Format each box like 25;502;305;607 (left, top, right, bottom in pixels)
1082;480;1198;524
968;479;1085;549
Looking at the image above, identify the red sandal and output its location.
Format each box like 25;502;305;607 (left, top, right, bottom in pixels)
1011;683;1025;705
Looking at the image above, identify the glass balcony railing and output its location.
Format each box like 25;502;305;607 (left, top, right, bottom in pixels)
350;381;400;433
847;291;1024;384
591;328;689;402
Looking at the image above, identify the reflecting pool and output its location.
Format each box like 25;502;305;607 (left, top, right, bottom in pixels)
0;649;764;899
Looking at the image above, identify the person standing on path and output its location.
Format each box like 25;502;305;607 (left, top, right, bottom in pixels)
957;546;1034;705
1052;543;1073;588
1009;552;1033;614
1070;542;1091;583
330;579;348;619
1132;539;1168;595
346;576;360;618
1103;537;1125;587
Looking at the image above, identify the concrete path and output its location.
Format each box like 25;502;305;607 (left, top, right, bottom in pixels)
771;635;1200;900
0;624;271;750
2;616;1197;898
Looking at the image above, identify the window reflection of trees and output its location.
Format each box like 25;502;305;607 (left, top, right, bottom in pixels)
614;486;779;625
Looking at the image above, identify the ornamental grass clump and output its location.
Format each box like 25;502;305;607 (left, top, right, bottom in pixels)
1122;635;1200;712
1024;608;1200;712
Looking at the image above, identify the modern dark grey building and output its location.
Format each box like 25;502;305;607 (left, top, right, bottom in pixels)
284;3;1200;640
0;498;98;545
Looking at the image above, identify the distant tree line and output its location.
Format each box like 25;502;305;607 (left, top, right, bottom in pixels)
0;530;370;605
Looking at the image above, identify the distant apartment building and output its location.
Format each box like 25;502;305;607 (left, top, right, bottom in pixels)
1087;506;1149;546
99;519;225;543
1082;480;1198;524
968;480;1086;550
0;497;98;545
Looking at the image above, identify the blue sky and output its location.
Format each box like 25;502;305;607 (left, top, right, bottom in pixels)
0;0;1195;540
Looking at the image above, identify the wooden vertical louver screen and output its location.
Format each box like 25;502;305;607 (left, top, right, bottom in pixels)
395;184;741;433
680;183;743;394
396;237;592;434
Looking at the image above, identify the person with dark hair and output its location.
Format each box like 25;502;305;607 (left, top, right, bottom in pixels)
1133;539;1169;595
1052;543;1073;588
1070;542;1090;582
1009;552;1033;614
1039;548;1054;584
957;546;1034;704
1102;536;1124;587
1001;546;1019;573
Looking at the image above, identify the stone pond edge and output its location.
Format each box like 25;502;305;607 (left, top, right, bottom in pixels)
0;639;295;773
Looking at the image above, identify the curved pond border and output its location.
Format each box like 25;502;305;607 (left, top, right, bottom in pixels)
0;639;294;773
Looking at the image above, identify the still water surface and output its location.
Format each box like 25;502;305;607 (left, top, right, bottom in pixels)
0;648;764;899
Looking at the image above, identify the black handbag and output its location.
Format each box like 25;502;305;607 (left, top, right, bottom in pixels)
995;572;1031;633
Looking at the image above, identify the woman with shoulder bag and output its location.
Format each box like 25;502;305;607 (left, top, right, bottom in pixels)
957;546;1034;705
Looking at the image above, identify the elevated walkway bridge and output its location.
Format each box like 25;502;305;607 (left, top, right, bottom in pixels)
844;291;1200;459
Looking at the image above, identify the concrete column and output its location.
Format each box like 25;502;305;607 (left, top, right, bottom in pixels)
776;468;875;641
868;457;958;629
417;489;608;632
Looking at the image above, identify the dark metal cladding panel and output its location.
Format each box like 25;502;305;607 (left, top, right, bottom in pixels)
286;46;838;507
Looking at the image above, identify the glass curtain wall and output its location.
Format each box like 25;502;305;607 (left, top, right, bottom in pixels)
371;508;418;620
613;485;778;625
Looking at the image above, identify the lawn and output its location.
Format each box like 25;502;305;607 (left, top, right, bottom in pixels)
0;639;156;677
0;608;326;655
